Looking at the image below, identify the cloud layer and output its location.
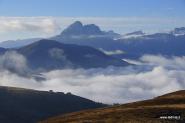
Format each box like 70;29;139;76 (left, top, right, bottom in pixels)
0;17;60;33
0;53;185;104
0;16;185;41
0;17;61;40
0;51;28;75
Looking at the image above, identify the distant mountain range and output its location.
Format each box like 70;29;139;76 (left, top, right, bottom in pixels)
125;30;145;36
0;39;128;73
41;90;185;123
0;86;105;123
0;21;185;59
52;22;185;59
0;38;41;48
172;27;185;36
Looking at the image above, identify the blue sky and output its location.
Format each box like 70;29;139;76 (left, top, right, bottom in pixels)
0;0;185;41
0;0;185;17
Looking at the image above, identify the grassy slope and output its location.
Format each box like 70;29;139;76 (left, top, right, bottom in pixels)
40;90;185;123
0;86;105;123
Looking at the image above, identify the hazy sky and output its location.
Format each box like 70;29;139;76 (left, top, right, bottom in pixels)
0;0;185;41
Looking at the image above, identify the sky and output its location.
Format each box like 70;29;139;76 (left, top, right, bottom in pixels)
0;0;185;41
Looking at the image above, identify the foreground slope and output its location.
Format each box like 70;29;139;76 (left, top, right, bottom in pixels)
0;86;105;123
41;90;185;123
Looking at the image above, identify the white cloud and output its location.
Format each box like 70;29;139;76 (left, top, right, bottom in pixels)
0;17;60;38
140;55;185;70
99;48;125;55
0;17;56;32
49;48;66;60
0;51;28;75
0;54;185;104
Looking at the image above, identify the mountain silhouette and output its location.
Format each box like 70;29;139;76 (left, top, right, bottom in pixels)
0;86;105;123
17;39;129;72
61;21;103;36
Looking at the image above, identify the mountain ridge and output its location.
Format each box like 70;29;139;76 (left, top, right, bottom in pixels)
17;39;129;72
0;21;184;59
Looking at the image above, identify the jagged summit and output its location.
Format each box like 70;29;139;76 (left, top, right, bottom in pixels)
61;21;103;36
70;21;83;27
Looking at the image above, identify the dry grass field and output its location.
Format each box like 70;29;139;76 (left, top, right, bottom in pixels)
40;90;185;123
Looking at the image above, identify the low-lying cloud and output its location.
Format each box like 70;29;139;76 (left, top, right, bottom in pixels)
0;51;28;75
0;54;185;104
99;48;125;55
141;55;185;70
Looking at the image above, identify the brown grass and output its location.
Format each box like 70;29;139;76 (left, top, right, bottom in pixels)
39;90;185;123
